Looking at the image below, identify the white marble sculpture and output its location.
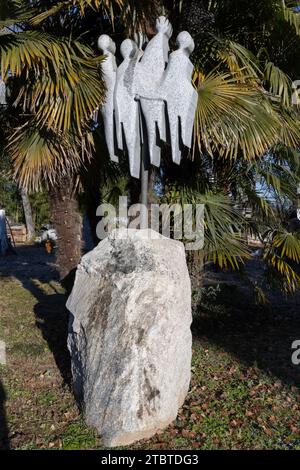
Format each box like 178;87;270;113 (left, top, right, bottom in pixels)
134;17;172;167
154;31;198;164
97;34;118;163
114;39;141;178
97;16;198;178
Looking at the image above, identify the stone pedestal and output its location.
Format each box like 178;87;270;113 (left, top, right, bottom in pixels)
67;229;192;447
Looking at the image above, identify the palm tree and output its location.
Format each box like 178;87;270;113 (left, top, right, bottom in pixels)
1;0;300;293
160;0;300;293
0;1;106;281
0;0;160;284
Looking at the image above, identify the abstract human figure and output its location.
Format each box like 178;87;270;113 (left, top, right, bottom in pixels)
158;31;198;164
114;39;141;178
135;17;173;167
97;16;198;182
97;35;118;162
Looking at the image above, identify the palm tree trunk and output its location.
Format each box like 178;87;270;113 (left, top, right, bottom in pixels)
20;188;35;241
49;177;82;290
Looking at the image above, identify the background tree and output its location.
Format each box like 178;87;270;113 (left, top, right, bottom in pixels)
1;0;299;295
0;0;161;284
0;0;106;281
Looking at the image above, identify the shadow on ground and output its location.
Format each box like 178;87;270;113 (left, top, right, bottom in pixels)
27;279;71;387
194;271;300;388
0;380;10;450
0;245;72;387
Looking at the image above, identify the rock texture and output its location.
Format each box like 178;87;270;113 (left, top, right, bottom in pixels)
67;229;192;447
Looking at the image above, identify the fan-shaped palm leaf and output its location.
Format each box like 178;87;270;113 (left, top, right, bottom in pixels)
30;0;160;33
8;121;94;191
164;185;250;269
30;0;123;26
216;39;261;80
282;0;300;35
264;61;292;107
263;228;300;293
193;71;300;160
0;30;105;134
272;231;300;262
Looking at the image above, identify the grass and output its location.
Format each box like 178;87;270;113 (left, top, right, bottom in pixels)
0;261;300;450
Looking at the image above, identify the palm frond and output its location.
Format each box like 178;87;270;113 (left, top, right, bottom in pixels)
272;231;300;262
31;1;123;26
164;186;250;269
9;121;94;192
242;183;275;218
263;228;300;293
30;0;160;33
264;61;292;107
200;191;250;268
193;71;296;160
257;159;299;202
0;0;31;27
216;39;261;79
119;0;161;33
282;0;300;35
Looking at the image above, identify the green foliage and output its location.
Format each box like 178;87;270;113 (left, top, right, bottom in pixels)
30;0;160;34
0;1;106;192
165;0;300;293
193;70;299;160
264;228;300;293
61;422;99;450
0;0;300;294
29;192;50;230
0;174;22;223
163;183;250;269
0;150;50;227
282;0;300;36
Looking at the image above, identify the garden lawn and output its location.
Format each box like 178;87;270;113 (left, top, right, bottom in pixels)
0;246;300;450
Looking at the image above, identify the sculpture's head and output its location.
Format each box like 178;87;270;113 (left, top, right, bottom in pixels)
120;39;138;59
155;16;173;39
176;31;195;56
98;34;116;55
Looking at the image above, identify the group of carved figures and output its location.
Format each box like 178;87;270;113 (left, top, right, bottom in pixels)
97;16;198;179
1;17;197;180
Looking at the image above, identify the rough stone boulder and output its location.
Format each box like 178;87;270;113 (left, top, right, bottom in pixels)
66;228;192;447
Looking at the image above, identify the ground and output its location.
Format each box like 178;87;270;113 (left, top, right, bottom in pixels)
0;245;300;450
